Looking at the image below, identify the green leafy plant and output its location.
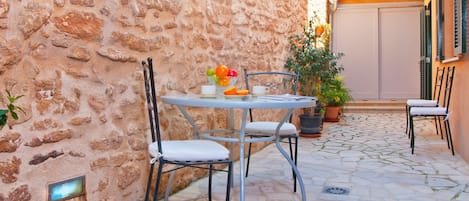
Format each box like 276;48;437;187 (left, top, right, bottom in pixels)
319;76;352;107
0;90;25;130
284;13;343;114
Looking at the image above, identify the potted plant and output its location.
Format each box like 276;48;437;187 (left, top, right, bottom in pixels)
284;14;343;136
319;76;351;122
0;90;25;131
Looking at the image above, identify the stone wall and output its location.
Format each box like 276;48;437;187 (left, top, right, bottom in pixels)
0;0;307;200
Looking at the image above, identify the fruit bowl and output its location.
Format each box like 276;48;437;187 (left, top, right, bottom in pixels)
208;76;237;94
206;65;238;94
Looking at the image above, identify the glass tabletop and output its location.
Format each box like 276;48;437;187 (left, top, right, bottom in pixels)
161;94;316;109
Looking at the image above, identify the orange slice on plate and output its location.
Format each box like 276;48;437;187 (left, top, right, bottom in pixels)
236;90;249;95
223;86;237;95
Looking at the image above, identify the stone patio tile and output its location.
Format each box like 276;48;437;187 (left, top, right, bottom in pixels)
168;113;469;201
454;192;469;201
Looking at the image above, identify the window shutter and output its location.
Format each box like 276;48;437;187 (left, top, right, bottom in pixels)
463;0;466;53
454;0;465;55
437;0;444;60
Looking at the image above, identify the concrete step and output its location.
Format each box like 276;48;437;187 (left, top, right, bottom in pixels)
343;100;406;113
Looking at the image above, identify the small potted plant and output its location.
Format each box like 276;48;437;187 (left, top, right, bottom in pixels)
319;76;351;122
284;13;343;135
0;90;25;131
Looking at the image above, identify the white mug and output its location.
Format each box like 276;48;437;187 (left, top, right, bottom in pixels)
252;85;268;95
201;85;216;95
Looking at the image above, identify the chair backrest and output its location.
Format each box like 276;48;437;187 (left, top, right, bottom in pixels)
433;67;446;102
243;68;299;122
142;57;163;153
442;66;456;112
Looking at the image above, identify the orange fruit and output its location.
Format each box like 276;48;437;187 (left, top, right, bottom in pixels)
215;65;229;78
218;77;231;87
223;86;237;95
315;25;325;36
236;90;249;95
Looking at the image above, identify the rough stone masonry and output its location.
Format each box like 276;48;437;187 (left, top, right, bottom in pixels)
0;0;307;200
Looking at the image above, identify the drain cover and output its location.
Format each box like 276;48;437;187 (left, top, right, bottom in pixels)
322;186;350;195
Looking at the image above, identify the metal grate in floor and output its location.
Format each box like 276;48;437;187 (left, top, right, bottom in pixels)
322;186;350;195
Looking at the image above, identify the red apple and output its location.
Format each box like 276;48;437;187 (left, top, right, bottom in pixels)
227;69;238;77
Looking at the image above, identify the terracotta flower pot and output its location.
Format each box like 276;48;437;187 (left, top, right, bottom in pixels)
324;106;340;122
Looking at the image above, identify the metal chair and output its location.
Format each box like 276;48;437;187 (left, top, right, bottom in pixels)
243;68;299;192
409;66;455;155
406;66;446;138
142;57;233;201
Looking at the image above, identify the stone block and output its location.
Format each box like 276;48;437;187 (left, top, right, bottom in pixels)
88;95;106;113
54;0;65;7
7;185;31;201
53;11;103;40
90;157;109;170
97;47;137;62
67;45;92;61
0;0;308;199
110;153;129;167
117;163;140;189
0;132;21;153
31;118;61;130
0;156;20;184
18;3;52;39
24;137;42;147
0;39;22;68
0;1;9;18
89;130;123;151
70;0;95;7
42;129;73;143
68;150;86;157
68;116;92;126
29;150;64;165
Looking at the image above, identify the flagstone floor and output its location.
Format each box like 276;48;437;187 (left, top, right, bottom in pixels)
167;113;469;201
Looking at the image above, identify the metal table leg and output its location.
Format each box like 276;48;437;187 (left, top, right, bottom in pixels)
238;109;248;201
274;108;306;201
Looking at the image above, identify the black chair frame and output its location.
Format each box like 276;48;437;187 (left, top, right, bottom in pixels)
243;68;299;192
142;57;233;201
406;66;446;139
409;66;455;155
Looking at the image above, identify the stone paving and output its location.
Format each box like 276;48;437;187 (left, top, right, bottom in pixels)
167;113;469;201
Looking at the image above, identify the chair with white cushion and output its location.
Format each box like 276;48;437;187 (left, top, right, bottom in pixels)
409;66;455;155
142;57;232;201
406;66;446;138
243;68;299;192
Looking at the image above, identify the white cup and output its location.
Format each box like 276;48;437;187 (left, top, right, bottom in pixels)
201;85;216;95
252;85;268;95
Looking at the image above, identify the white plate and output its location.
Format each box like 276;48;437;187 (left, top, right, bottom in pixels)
224;95;248;99
200;94;216;98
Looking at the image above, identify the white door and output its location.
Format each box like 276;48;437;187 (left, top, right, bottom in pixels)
332;8;380;99
379;7;421;99
333;5;421;100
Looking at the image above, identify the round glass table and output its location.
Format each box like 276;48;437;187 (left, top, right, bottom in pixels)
162;94;316;201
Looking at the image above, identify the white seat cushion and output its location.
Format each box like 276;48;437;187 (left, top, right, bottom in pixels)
245;121;297;136
410;107;447;116
407;99;438;107
149;140;229;161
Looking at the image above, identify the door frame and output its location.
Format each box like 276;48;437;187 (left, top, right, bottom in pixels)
420;3;433;100
332;2;424;100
